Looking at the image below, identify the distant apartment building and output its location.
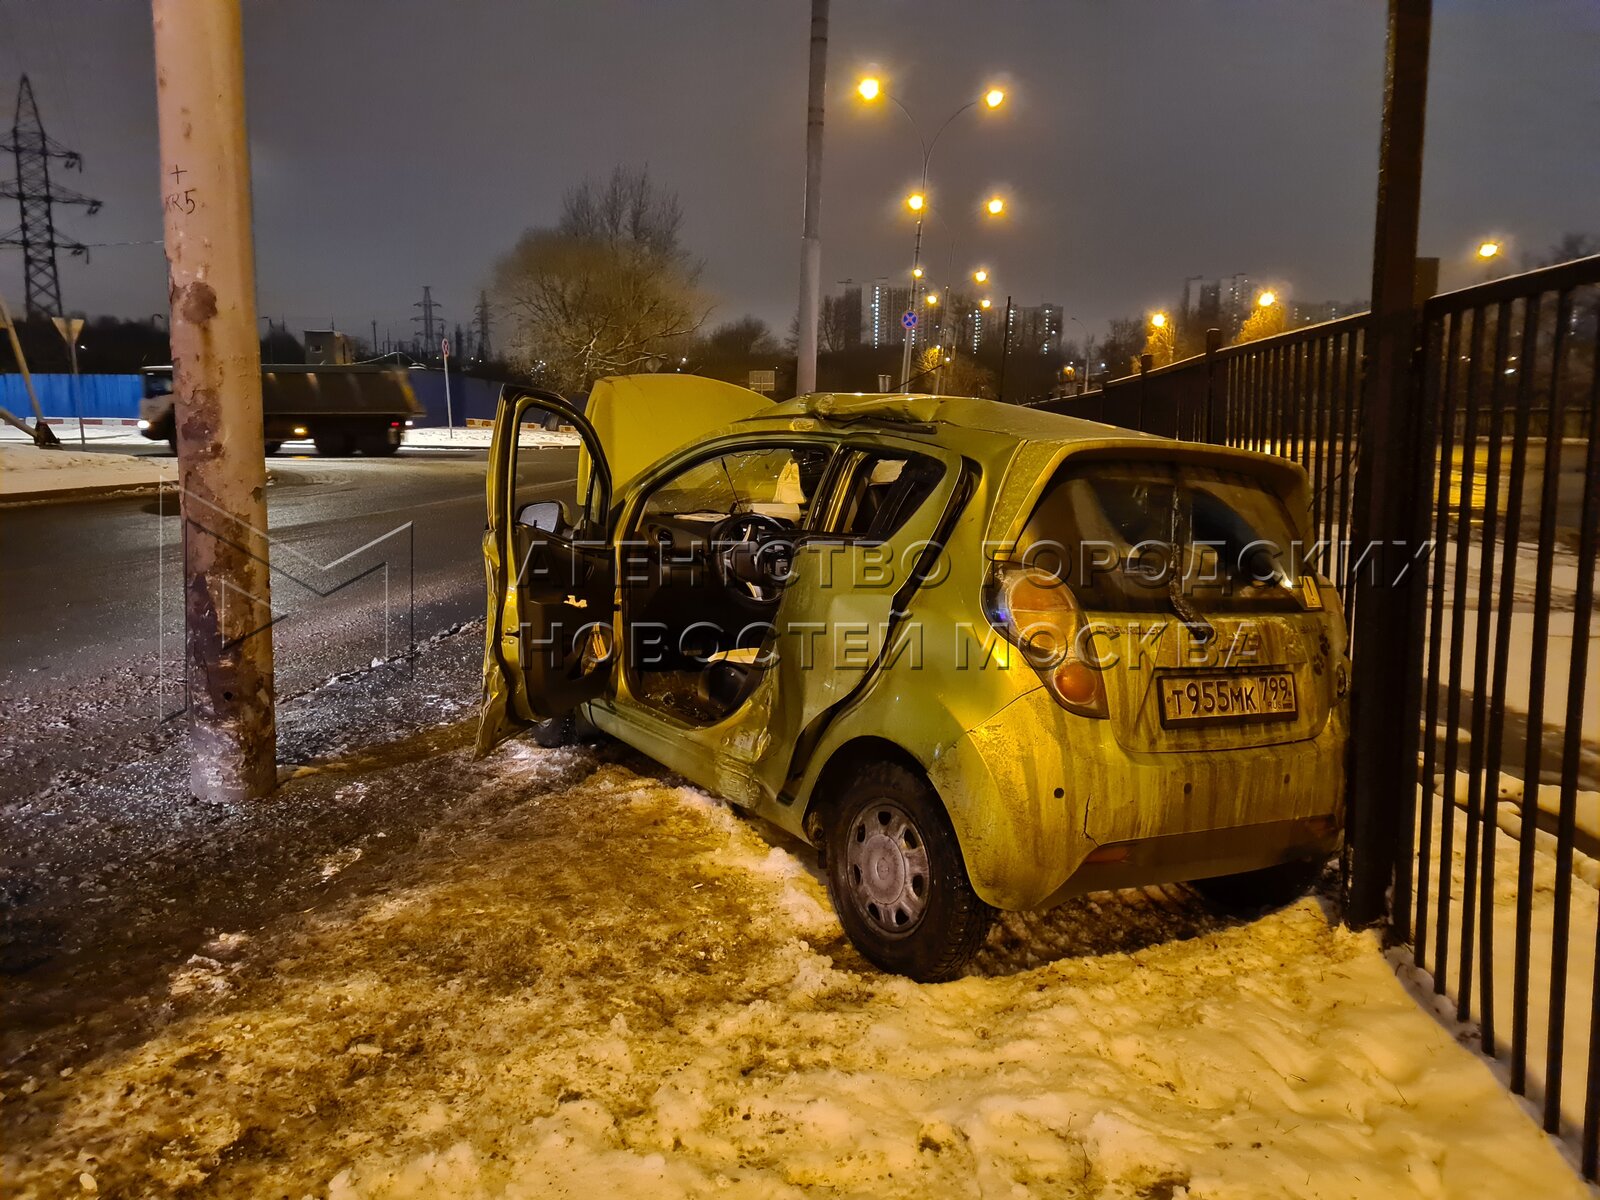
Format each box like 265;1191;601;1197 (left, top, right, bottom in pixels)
1012;303;1063;354
868;280;913;348
830;282;864;350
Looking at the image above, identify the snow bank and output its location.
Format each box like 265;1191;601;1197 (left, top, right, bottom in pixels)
401;427;579;450
5;745;1583;1198
0;442;174;498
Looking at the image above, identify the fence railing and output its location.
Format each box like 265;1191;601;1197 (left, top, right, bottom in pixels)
1038;254;1600;1172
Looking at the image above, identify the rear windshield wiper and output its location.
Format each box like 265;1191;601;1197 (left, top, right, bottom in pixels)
1167;484;1215;644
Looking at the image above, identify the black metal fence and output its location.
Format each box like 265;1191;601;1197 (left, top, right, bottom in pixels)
1038;255;1600;1171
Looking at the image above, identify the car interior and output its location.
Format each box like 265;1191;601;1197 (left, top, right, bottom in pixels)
619;443;946;727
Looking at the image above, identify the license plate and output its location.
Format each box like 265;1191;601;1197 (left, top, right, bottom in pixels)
1159;672;1298;725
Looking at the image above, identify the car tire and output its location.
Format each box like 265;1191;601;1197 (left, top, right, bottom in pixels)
823;761;993;982
314;432;353;457
1190;856;1326;915
530;715;574;748
530;708;604;748
359;433;400;457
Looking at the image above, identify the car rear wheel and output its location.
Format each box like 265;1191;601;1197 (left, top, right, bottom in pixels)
314;431;353;457
1190;856;1326;915
823;761;993;982
359;432;400;456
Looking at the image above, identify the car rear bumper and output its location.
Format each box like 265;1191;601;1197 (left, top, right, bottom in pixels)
1038;815;1342;906
929;684;1347;911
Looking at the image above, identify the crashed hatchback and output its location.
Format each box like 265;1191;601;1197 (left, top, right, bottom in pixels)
479;377;1349;981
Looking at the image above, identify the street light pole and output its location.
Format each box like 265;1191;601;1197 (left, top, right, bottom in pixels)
998;294;1013;402
864;83;1005;389
795;0;829;397
151;0;277;803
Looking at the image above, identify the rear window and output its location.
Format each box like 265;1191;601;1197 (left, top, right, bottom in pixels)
1015;460;1305;613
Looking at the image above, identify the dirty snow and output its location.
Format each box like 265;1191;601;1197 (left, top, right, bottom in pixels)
0;442;174;498
1418;780;1600;1142
3;731;1584;1197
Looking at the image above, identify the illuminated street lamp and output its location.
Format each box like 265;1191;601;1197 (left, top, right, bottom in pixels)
1477;240;1501;260
856;75;1011;387
979;297;993;310
985;196;1006;216
1150;311;1168;328
973;268;989;284
925;292;940;306
1257;290;1278;308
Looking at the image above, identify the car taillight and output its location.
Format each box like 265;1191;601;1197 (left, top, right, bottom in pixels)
982;561;1109;719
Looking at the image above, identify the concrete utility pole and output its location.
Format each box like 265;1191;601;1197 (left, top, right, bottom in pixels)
794;0;828;396
151;0;277;803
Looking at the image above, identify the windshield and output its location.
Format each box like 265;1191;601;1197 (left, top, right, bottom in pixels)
1015;460;1305;613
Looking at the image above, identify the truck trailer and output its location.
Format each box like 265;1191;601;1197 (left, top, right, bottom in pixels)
139;364;424;456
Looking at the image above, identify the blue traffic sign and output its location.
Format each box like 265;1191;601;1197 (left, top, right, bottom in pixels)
901;310;918;329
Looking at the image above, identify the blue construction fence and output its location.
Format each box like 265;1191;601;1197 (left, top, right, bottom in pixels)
403;369;508;427
0;373;143;419
0;368;520;427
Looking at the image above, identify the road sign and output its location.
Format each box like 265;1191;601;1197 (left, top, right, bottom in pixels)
441;337;450;357
748;369;777;394
901;310;918;330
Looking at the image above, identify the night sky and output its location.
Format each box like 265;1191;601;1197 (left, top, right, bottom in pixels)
1;0;1596;345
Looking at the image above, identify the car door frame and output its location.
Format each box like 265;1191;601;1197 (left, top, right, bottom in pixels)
479;387;615;751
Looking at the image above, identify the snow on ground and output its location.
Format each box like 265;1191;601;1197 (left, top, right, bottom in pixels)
0;419;148;446
402;427;579;449
4;732;1585;1198
0;442;175;498
1418;779;1600;1142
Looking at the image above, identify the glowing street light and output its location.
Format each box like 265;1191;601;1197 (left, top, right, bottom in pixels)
979;297;993;309
973;268;989;284
1477;240;1501;260
985;196;1006;216
925;292;940;306
906;192;926;213
857;77;882;102
984;87;1006;109
1150;311;1168;328
1257;290;1278;308
911;265;924;279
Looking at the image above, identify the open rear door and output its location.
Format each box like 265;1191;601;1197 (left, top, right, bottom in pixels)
478;388;615;753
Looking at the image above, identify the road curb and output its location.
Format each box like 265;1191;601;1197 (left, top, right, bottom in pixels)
0;479;176;506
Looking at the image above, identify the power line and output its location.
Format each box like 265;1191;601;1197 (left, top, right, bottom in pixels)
0;75;101;317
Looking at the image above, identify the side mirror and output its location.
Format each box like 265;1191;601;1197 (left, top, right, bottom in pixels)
517;500;568;535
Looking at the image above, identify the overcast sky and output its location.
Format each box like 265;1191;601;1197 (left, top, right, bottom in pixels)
1;0;1596;345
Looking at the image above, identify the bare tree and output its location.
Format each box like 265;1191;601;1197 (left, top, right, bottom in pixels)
494;167;709;391
818;295;855;353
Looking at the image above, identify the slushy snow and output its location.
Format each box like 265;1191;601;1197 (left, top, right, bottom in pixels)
4;740;1584;1198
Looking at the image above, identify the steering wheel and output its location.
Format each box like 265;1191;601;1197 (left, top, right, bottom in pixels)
709;511;793;604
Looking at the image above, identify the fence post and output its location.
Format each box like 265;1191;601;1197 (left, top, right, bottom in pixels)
1137;352;1152;432
1203;327;1222;443
1345;0;1433;929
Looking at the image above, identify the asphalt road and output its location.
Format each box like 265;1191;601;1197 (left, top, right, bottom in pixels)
0;445;578;801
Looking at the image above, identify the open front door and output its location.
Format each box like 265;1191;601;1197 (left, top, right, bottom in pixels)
478;388;615;753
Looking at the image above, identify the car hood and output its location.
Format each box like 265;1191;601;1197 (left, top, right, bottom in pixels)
578;375;775;497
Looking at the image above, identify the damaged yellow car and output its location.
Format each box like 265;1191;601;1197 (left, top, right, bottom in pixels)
479;376;1349;981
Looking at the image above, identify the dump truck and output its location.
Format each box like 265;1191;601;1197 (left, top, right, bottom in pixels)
138;364;424;456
